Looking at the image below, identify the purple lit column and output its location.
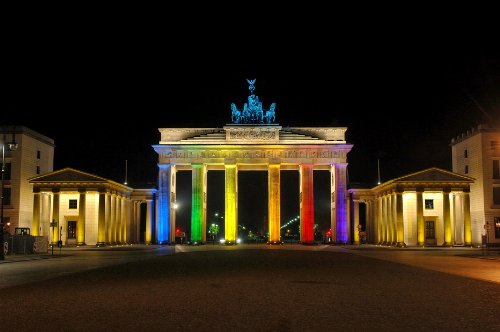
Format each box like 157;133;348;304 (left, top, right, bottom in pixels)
335;163;348;243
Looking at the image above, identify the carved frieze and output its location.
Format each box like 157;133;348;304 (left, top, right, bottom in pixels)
225;126;281;143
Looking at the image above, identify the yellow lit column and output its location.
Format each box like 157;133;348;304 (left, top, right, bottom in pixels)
32;189;41;236
396;188;406;247
443;188;452;246
110;194;116;244
115;195;121;244
376;196;383;244
416;188;424;246
41;193;51;236
463;188;472;246
52;189;60;245
121;197;127;244
224;162;238;244
104;193;111;243
365;201;371;244
146;199;153;244
268;163;281;243
77;188;86;245
382;195;388;244
391;193;396;245
353;200;360;245
97;189;106;246
330;164;336;240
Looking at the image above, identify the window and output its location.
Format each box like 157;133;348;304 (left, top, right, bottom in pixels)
465;165;468;174
69;199;78;209
37;150;41;159
2;188;11;205
4;163;11;180
494;188;500;205
494;160;500;179
464;149;468;158
492;141;499;150
495;217;500;239
425;199;434;209
36;166;40;175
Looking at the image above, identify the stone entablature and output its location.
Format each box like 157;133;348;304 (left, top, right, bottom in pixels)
159;128;220;143
286;127;347;142
154;145;352;165
225;125;281;143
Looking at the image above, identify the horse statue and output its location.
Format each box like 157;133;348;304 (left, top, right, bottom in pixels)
231;103;241;124
265;103;276;124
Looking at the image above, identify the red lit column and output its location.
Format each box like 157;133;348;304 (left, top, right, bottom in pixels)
300;164;314;244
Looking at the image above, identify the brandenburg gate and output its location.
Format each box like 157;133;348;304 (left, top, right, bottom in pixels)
153;80;353;244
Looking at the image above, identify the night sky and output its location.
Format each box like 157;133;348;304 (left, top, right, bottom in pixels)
4;19;499;234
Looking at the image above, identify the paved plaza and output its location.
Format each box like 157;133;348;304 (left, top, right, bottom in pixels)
0;244;499;331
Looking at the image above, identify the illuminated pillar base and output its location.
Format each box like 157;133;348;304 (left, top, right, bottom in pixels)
396;242;406;247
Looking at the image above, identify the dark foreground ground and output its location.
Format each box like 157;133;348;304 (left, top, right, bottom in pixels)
1;248;499;331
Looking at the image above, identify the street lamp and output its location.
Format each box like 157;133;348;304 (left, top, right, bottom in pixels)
1;130;18;260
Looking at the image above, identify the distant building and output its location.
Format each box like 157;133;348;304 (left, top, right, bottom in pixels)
451;124;500;246
1;126;54;234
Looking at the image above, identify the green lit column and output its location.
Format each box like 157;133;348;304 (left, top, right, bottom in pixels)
32;189;41;236
462;188;472;246
202;165;207;243
224;162;237;244
97;189;106;246
191;164;203;243
396;188;406;247
443;188;452;246
268;163;281;243
77;188;86;245
416;187;425;246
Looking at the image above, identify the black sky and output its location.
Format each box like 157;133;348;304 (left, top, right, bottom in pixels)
4;14;499;233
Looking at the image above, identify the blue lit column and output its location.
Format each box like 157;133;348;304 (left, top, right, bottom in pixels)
157;164;172;244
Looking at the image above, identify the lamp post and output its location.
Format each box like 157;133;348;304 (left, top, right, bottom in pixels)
1;129;18;260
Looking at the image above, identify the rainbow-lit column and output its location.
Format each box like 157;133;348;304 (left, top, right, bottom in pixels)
443;188;452;246
416;187;425;246
335;163;348;243
330;164;336;241
225;162;238;244
157;164;172;244
191;164;204;243
395;188;406;247
462;188;472;246
268;163;281;243
300;164;314;244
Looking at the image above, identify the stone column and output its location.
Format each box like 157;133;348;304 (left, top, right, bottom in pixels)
224;162;238;244
97;189;106;246
42;193;51;236
390;193;396;245
158;164;172;244
268;163;281;243
463;188;472;246
105;193;111;243
115;195;122;244
300;164;314;244
382;194;388;244
77;188;86;245
32;189;41;236
330;164;336;240
121;197;127;244
377;196;383;244
202;165;208;243
191;164;204;243
335;163;348;243
52;189;60;245
443;188;452;246
353;200;360;245
396;188;406;247
110;193;116;244
416;188;424;246
145;199;154;244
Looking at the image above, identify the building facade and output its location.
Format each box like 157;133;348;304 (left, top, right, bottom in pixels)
451;124;500;246
29;168;156;246
349;168;474;247
1;126;54;234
